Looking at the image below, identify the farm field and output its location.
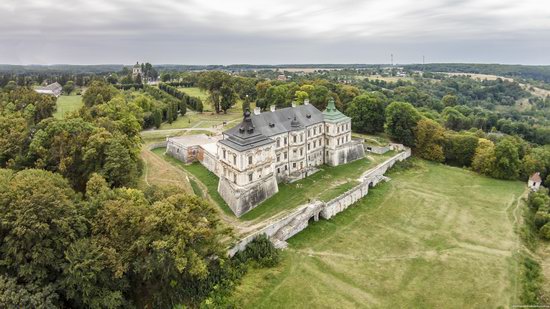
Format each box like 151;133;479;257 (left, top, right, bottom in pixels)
231;161;526;308
53;94;83;119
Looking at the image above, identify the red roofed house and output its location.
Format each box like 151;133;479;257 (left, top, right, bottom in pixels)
528;172;542;191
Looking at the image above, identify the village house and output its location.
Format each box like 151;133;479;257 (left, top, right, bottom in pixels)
35;82;62;97
528;172;543;191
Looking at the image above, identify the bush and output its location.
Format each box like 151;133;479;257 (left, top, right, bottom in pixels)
234;234;281;267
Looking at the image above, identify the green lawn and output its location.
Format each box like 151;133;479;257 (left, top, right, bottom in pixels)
159;112;241;130
54;95;83;119
240;158;383;221
231;161;525;308
179;87;209;101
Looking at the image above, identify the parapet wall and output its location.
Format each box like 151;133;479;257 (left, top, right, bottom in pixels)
228;147;411;256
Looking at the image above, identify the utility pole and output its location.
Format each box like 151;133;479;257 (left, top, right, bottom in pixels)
422;55;425;71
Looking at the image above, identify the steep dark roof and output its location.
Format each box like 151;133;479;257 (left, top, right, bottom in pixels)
252;104;323;136
220;104;324;151
219;110;274;151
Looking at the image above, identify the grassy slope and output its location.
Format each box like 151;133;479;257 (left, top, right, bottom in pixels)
231;161;525;308
53;95;83;119
151;148;233;215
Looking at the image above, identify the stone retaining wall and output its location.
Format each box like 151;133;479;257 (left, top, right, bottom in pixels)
228;147;411;256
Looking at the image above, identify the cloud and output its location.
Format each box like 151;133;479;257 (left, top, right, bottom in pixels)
1;0;549;64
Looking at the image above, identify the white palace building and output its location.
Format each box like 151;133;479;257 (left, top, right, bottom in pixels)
166;98;365;216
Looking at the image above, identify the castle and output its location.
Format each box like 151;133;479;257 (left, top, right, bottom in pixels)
166;98;365;216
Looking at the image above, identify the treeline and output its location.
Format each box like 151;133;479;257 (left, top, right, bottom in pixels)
346;93;550;185
158;83;204;112
405;63;550;83
142;84;185;127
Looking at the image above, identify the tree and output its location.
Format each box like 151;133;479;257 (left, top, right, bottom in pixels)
264;85;288;109
197;71;231;113
492;137;521;179
385;102;421;146
0;169;87;284
471;138;496;176
443;132;479;167
0;113;28;168
153;109;162;129
294;90;309;104
82;81;117;107
63;81;75;95
442;106;470;131
220;84;237;113
414;118;445;162
309;85;330;110
442;94;458;107
345;92;386;134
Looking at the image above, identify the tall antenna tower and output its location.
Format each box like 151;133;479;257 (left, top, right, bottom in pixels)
422;55;425;71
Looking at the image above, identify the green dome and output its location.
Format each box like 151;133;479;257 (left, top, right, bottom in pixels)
322;98;349;123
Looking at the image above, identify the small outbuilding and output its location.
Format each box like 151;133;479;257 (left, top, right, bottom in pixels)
166;134;221;163
35;82;62;97
528;172;542;191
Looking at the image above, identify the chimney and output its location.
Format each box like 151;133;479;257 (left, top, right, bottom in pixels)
304;99;310;105
254;107;261;115
291;101;297;108
270;105;276;112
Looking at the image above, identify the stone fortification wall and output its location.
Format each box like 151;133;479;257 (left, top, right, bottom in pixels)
327;139;366;166
219;174;279;217
228;147;411;256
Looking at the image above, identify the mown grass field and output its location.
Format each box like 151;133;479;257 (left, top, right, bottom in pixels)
158;111;241;130
179;87;209;101
54;95;83;119
231;161;525;308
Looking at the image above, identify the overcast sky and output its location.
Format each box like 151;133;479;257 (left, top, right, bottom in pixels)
1;0;549;65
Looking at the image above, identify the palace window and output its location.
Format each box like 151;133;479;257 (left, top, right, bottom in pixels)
248;173;253;182
248;155;252;165
233;155;236;165
300;134;303;142
293;135;297;143
277;155;280;162
284;137;287;145
307;143;310;151
277;168;280;174
277;138;280;147
223;149;226;159
233;174;236;183
300;148;303;156
293;163;296;168
284;152;287;159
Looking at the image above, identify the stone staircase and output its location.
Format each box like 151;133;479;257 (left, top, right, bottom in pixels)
271;202;322;245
